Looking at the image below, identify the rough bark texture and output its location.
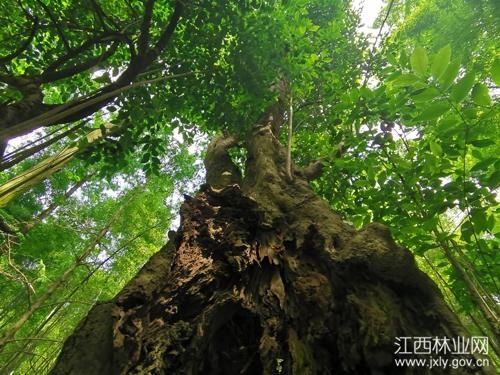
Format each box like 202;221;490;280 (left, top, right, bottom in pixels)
51;109;488;374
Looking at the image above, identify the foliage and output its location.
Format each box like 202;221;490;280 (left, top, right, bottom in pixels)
0;0;498;372
304;0;499;361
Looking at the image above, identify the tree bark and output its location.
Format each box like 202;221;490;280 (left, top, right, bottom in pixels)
51;109;490;374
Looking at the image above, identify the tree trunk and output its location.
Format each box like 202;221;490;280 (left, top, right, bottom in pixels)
0;199;125;349
0;124;116;207
51;109;489;374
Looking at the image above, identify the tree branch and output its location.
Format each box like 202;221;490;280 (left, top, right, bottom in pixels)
204;134;242;188
89;0;118;31
42;32;126;79
299;142;346;181
41;41;120;83
0;71;195;139
0;121;86;171
0;1;185;145
137;0;155;56
301;159;326;181
34;0;71;52
144;0;184;66
286;95;293;180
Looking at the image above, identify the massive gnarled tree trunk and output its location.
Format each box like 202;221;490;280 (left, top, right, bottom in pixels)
51;105;487;374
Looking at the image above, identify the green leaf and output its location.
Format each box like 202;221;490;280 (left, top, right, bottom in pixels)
460;221;474;242
470;157;496;172
471;208;488;233
411;87;439;102
410;46;428;76
488;170;500;189
141;152;151;164
418;101;450;121
422;216;439;231
450;73;475;102
471;83;491;106
431;45;451;79
439;59;461;89
429;140;443;156
491;58;500;86
390;74;421;87
436;115;462;137
469;139;495;147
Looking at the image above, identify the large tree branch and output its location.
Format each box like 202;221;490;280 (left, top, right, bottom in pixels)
300;159;326;181
42;32;127;80
143;0;184;67
0;121;86;170
0;0;185;149
48;0;184;105
0;71;194;139
204;135;242;189
137;0;156;56
299;143;346;181
90;0;119;31
0;75;38;90
41;41;120;83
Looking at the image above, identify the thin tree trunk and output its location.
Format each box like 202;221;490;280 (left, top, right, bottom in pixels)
52;107;492;374
0;175;91;299
1;304;64;374
437;237;499;337
0;290;25;326
0;209;159;373
286;95;293;180
0;202;124;348
423;254;500;363
35;174;92;223
0;121;86;171
0;125;114;207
